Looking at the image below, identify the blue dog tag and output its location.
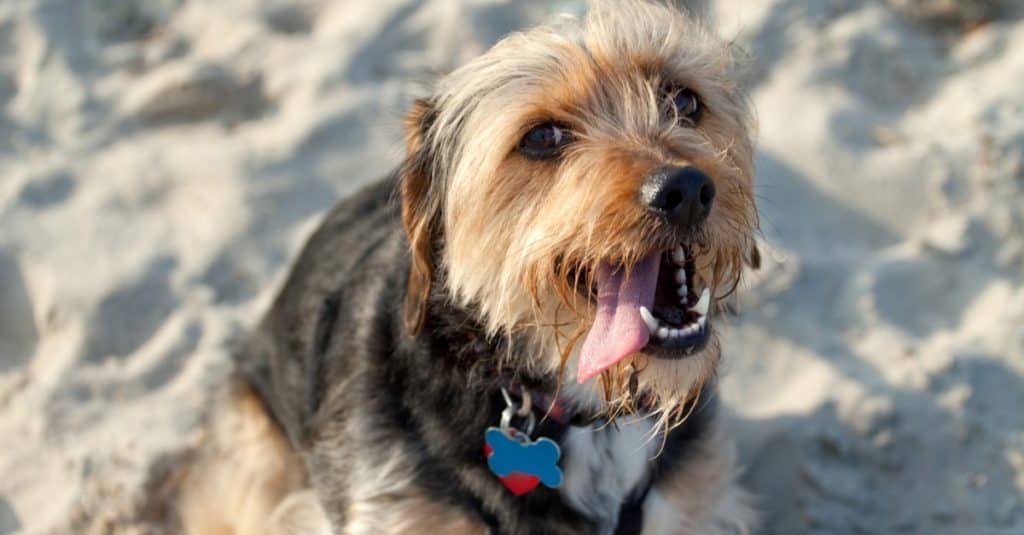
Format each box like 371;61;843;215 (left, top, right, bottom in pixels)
485;427;563;494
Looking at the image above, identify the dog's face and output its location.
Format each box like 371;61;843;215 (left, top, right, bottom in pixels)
402;1;758;423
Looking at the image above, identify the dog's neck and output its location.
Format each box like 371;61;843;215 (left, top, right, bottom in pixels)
419;277;717;411
421;275;671;423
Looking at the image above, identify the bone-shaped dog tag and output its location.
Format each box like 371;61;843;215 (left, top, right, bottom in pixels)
484;427;563;495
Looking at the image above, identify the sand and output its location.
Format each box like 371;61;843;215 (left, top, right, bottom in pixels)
0;0;1021;533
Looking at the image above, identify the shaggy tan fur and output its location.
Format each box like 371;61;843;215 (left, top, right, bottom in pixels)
402;0;758;427
178;383;324;535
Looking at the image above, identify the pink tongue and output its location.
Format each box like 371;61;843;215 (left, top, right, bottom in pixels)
577;252;660;383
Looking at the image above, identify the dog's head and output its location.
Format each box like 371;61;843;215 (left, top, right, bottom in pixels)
400;0;758;424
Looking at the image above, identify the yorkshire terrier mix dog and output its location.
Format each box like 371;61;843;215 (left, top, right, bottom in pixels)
180;1;760;534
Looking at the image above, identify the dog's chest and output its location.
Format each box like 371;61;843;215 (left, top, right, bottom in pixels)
558;416;659;532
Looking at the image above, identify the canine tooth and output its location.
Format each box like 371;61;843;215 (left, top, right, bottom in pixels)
675;269;686;284
657;327;669;339
672;245;686;264
639;306;659;334
693;288;711;316
698;316;707;331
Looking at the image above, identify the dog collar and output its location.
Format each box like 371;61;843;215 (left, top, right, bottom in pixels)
501;382;578;426
481;383;657;535
483;380;659;497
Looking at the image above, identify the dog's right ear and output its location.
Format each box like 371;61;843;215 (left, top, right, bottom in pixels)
400;98;439;336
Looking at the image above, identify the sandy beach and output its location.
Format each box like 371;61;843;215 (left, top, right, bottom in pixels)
0;0;1022;533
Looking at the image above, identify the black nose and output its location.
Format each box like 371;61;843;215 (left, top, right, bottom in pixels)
640;166;716;228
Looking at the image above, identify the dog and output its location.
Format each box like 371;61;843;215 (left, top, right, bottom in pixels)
178;1;760;533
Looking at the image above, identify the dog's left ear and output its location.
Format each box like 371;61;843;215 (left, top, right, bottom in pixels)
400;98;440;335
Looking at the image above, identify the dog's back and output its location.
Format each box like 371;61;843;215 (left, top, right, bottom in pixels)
237;175;408;449
179;176;412;534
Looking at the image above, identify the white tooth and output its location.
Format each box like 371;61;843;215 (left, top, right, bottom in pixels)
675;269;686;284
683;324;698;336
670;328;681;338
639;306;659;334
678;285;688;296
693;288;711;316
657;327;669;339
672;245;686;264
698;316;707;330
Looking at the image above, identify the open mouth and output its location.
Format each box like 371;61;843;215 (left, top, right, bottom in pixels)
639;245;712;353
576;244;713;383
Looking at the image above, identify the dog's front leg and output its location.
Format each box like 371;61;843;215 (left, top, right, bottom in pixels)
640;425;756;535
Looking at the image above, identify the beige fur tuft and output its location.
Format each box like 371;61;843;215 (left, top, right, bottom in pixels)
177;383;329;535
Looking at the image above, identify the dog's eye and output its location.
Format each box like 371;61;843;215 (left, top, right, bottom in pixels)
670;88;702;125
519;123;571;159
